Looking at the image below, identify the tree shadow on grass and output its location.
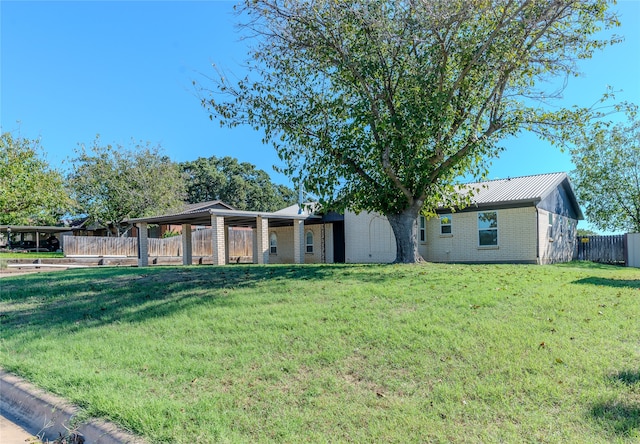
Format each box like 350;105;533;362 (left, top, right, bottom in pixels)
590;402;640;437
556;261;626;270
572;277;640;289
589;370;640;439
608;370;640;386
0;264;398;341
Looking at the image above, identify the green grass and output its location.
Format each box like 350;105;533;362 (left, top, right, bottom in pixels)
0;251;64;258
0;263;638;443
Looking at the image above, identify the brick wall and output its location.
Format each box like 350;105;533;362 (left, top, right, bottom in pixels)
344;211;396;263
425;207;538;263
267;224;327;264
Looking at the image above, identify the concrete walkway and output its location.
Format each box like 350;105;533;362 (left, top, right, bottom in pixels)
0;369;145;443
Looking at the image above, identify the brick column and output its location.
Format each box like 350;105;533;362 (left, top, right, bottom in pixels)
256;216;269;264
211;215;226;265
181;224;192;265
137;222;148;267
293;219;305;264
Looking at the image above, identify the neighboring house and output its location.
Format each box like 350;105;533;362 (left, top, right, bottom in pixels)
129;172;582;266
0;226;74;251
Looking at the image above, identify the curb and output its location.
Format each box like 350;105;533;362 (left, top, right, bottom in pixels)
0;369;146;443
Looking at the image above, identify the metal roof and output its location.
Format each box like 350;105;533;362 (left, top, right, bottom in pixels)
461;172;568;205
127;206;320;228
127;172;582;227
0;225;75;234
449;172;583;219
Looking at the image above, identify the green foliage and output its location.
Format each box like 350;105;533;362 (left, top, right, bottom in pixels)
67;137;186;236
180;156;297;211
202;0;620;262
571;109;640;233
0;263;639;442
0;132;70;225
161;229;181;238
577;228;599;237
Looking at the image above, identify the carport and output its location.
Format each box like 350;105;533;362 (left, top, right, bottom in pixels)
0;225;74;251
128;205;320;267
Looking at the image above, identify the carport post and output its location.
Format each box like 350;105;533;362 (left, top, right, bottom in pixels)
211;215;226;265
293;219;305;264
182;224;192;265
256;216;269;264
137;222;149;267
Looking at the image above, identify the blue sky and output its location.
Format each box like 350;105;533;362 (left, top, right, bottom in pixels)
1;1;639;230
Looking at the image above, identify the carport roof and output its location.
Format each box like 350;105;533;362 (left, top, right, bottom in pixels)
127;207;321;228
0;225;75;234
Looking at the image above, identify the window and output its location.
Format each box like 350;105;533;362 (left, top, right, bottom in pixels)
270;232;277;254
440;214;452;234
478;212;498;246
306;231;314;253
548;212;554;239
419;216;426;243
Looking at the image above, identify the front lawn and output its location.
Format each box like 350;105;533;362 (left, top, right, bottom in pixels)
0;263;638;443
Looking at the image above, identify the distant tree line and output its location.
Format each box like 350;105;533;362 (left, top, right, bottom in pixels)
1;133;296;235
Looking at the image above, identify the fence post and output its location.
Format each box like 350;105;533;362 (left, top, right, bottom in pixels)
627;233;640;268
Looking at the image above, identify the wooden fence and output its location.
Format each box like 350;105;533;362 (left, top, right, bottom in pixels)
65;228;253;259
574;235;626;265
65;236;137;257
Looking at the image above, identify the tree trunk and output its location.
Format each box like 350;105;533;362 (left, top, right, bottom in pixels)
386;204;424;264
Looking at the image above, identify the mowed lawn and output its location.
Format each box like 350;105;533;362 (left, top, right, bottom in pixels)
0;263;638;443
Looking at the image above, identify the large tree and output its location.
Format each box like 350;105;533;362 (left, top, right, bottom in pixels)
202;0;619;262
180;156;297;211
68;137;186;236
0;132;70;225
571;110;640;233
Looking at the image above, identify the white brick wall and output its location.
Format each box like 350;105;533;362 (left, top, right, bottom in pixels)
264;207;577;265
344;211;396;263
211;215;226;265
344;207;540;264
424;207;538;263
268;224;326;264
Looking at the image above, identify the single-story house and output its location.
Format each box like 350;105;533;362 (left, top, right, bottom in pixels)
129;172;583;266
345;172;583;264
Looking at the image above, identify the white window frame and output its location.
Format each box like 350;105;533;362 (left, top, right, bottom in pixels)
269;232;278;254
440;214;452;235
305;230;314;253
419;216;427;243
478;211;498;247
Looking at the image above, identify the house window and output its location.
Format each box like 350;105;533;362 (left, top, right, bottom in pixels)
306;231;314;253
478;212;498;246
440;214;452;234
548;213;554;239
270;232;277;254
419;216;426;243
